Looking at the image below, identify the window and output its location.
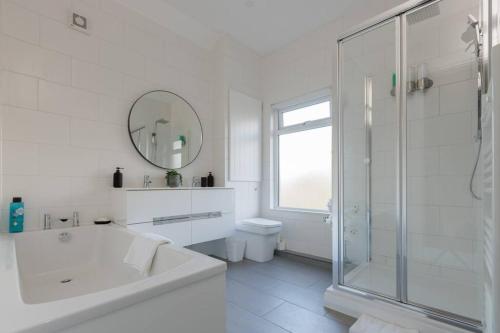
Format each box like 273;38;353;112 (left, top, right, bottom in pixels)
274;92;332;212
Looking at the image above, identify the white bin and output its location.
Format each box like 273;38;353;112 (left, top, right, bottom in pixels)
225;238;246;262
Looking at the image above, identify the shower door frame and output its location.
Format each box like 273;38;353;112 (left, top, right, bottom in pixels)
336;0;485;331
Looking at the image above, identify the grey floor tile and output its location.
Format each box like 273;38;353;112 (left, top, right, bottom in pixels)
271;259;331;282
262;279;328;315
226;259;260;273
308;275;334;294
226;302;290;333
264;302;350;333
225;254;354;333
226;279;285;316
272;256;330;275
227;264;282;291
252;261;323;287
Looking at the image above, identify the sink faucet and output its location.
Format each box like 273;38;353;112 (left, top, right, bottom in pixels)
144;175;152;188
44;214;51;230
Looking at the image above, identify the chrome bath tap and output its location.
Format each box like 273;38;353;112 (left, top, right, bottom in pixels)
73;211;79;227
44;214;51;230
144;175;152;188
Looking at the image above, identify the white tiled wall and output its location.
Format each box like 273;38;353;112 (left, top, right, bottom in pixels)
0;0;216;231
405;0;482;287
260;0;408;260
340;20;398;271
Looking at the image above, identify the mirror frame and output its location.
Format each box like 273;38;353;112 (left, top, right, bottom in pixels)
127;90;203;170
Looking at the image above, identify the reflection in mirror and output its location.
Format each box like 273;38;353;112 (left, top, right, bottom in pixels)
128;91;203;169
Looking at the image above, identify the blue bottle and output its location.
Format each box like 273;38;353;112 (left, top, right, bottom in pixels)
9;197;24;233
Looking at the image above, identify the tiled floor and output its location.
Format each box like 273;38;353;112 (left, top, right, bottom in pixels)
225;254;356;333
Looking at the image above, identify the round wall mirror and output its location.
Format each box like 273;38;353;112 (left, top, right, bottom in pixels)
128;90;203;169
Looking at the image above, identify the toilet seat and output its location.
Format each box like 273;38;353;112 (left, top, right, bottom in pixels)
236;218;282;235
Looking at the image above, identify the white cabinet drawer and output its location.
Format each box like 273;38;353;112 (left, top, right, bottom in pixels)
112;188;236;247
191;213;235;244
126;190;191;224
191;189;234;214
128;221;192;247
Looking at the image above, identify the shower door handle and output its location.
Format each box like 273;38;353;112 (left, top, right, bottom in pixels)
364;76;373;263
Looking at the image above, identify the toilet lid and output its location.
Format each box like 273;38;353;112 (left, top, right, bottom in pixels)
240;218;282;228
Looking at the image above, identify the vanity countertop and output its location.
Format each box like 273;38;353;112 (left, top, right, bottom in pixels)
113;187;234;191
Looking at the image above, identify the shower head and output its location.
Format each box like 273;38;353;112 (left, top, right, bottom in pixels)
468;14;479;27
407;2;440;25
152;118;169;146
464;14;482;58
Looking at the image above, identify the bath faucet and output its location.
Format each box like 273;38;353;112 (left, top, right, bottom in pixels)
144;175;152;188
44;214;51;230
73;211;79;227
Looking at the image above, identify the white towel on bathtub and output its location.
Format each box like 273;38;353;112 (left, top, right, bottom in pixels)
350;314;419;333
124;233;170;276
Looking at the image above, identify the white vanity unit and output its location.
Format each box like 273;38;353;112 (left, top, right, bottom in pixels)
111;188;235;246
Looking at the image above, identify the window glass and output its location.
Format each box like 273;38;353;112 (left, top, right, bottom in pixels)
282;101;330;127
278;123;332;211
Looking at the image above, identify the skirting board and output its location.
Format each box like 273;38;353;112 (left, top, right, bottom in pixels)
323;287;476;333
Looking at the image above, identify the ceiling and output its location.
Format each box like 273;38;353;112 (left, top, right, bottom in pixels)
161;0;359;55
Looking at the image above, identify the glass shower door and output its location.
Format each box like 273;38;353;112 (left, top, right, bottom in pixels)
339;19;399;298
337;0;484;328
404;0;482;321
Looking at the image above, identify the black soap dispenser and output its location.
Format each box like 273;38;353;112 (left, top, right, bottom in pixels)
207;172;214;187
113;167;123;188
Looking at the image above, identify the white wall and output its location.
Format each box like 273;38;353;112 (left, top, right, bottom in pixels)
0;0;426;260
0;0;481;271
0;0;264;236
212;36;262;222
405;0;482;297
260;0;408;260
0;0;216;231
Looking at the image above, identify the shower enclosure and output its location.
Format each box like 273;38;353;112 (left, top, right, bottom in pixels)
337;0;486;330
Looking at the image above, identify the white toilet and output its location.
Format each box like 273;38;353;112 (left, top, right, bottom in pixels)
235;218;282;262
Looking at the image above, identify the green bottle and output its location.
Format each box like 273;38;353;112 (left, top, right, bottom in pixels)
9;197;24;233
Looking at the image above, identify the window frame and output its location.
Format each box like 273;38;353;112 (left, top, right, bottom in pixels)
272;90;333;213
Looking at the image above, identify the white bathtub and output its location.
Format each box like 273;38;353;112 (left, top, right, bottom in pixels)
0;225;226;333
